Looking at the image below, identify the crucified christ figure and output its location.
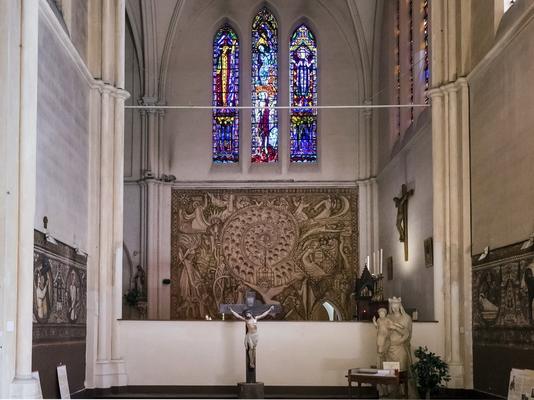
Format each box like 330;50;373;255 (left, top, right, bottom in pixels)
229;305;274;369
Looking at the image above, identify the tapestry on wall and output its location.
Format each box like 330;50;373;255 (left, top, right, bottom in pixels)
473;244;534;350
33;230;87;342
171;188;359;320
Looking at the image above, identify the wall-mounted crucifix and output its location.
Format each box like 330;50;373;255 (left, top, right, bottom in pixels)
394;183;414;261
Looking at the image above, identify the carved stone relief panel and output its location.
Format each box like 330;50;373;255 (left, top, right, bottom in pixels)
171;188;359;320
33;230;87;342
473;245;534;349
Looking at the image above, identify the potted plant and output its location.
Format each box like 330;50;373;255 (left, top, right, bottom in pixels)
411;346;451;399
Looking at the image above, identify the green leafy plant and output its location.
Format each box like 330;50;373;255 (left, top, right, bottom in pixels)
411;346;451;399
124;288;141;306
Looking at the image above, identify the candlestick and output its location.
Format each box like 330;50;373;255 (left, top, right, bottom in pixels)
380;249;383;275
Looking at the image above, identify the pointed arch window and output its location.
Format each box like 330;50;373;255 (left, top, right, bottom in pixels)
212;25;240;163
289;24;318;163
251;8;279;163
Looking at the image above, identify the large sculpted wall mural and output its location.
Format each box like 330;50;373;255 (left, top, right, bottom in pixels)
33;230;87;342
473;245;534;349
171;188;359;320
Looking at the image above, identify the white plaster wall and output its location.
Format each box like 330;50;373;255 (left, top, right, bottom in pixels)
119;320;442;386
161;0;362;181
377;119;434;320
34;13;90;250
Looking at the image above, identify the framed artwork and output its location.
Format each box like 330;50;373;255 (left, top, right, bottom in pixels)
387;256;393;281
424;237;434;267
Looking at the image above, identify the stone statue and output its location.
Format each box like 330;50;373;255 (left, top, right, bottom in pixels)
229;305;274;368
384;297;412;370
380;297;418;398
372;307;403;368
133;265;146;296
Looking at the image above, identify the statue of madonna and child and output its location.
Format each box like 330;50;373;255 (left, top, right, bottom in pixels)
372;297;418;398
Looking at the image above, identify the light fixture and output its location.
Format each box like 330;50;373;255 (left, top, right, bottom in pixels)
478;246;489;261
520;234;534;251
43;216;58;245
75;247;88;258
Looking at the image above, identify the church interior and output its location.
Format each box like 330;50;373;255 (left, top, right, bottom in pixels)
1;0;534;398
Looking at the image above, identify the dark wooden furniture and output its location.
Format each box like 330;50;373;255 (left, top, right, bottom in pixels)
355;299;389;321
346;368;408;399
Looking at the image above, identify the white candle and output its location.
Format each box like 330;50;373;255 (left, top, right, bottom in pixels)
380;249;383;275
366;255;370;271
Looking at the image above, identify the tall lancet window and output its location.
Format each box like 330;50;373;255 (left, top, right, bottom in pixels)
212;25;240;163
289;24;318;163
251;8;279;163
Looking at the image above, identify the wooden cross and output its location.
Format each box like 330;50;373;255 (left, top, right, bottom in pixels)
393;184;414;261
220;291;282;384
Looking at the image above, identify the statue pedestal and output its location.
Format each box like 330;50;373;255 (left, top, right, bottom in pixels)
237;382;264;399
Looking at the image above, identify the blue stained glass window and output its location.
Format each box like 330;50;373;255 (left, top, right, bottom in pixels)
290;25;317;163
251;8;278;163
213;25;239;163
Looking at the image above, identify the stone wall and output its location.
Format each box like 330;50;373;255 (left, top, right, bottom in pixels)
469;1;534;395
375;0;434;320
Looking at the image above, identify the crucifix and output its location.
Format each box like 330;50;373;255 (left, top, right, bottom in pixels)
393;183;414;261
219;291;281;385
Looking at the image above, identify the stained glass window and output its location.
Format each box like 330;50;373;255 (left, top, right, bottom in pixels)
289;24;317;163
395;0;401;136
213;25;239;163
423;0;430;103
251;8;278;163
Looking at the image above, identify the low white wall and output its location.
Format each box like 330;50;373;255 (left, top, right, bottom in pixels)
119;320;443;386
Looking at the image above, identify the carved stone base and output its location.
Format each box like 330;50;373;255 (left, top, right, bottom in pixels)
94;359;128;388
448;362;465;388
237;382;264;399
9;377;41;399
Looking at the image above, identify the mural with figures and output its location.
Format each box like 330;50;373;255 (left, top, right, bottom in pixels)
473;247;534;349
33;230;87;342
171;188;359;320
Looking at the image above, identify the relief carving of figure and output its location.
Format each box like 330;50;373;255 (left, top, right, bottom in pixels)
34;257;53;322
523;266;534;324
67;269;81;322
36;273;50;320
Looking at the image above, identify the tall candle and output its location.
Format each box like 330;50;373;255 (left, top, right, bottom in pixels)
380;249;383;275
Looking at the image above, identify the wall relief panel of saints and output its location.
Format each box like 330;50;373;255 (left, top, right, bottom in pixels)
170;188;359;320
473;246;534;349
33;230;87;342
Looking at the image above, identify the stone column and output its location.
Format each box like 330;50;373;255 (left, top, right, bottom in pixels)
140;103;164;319
146;179;160;320
0;0;40;397
92;0;129;388
429;79;472;388
357;103;378;271
429;0;473;388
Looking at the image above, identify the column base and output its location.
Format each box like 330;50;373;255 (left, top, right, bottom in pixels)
94;359;128;388
448;362;465;388
238;382;264;399
10;377;41;399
